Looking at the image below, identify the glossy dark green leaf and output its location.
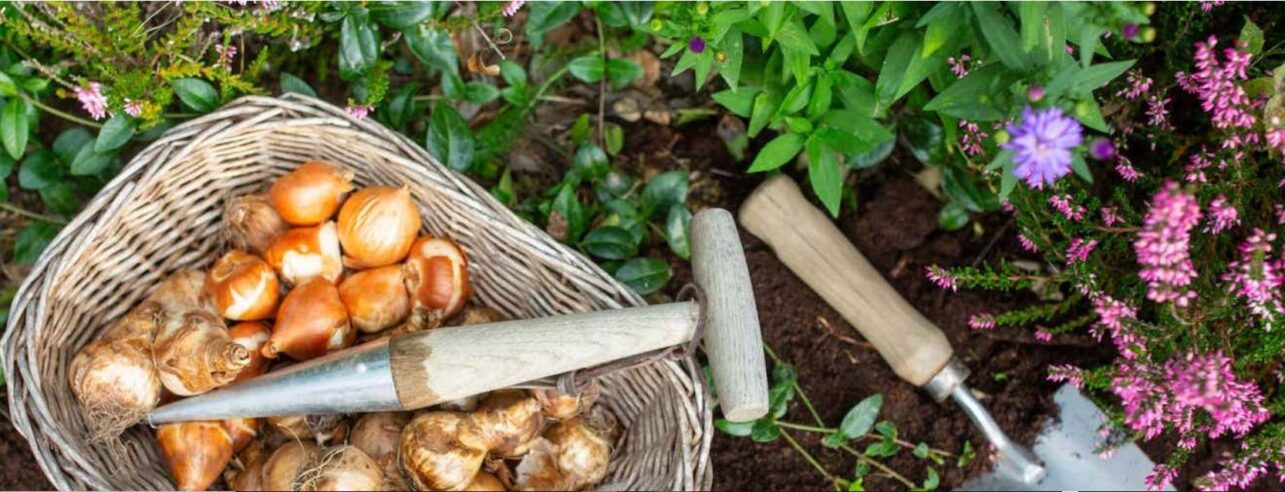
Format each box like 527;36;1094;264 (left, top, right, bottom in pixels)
614;257;672;295
406;25;457;73
170;78;219;113
875;31;921;107
920;3;963;58
17;150;60;190
70;143;114;176
278;73;316;97
461;82;500;104
664;205;692;260
0;71;16;96
2;99;29;160
720;29;744;90
750;419;782;443
13;221;58;264
597;173;634;201
0;152;14;181
370;1;434;29
715;418;755;437
526;2;581;40
938;201;969;231
39;182;80;215
748;133;805;173
840;394;883;439
339;14;380;80
971;3;1027;71
573;144;610;179
606;59;643;87
807;136;843;217
426;102;475;172
923;64;1014;121
550;183;587;243
385;82;420;129
569;55;606;83
639;170;688;219
582;226;639;260
1241;17;1265;55
941;165;997;213
604;123;624;156
902;115;946;166
617;1;654;27
51;128;92;165
95;115;135;153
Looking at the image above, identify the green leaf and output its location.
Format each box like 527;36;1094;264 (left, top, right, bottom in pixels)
550;183;587;242
569;55;606;83
831;70;877;117
923;64;1014;121
1070;153;1092;183
0;71;17;96
606;59;643;87
999;158;1018;201
922;468;941;490
808;73;834;120
0;152;13;183
370;1;434;29
750;419;782;443
49;128;91;167
848;477;866;491
461;82;500;104
807;136;842;217
748;92;780;138
720;29;744;90
569;114;592;145
499;60;527;87
614;258;672;295
840;394;883;439
665;205;692;260
13;221;58;264
604;123;624;156
385;82;420;129
339;14;380;80
2;99;29;160
526;2;581;40
748;133;805;173
426;102;475;172
406;25;458;73
95;115;135;153
582;226;639;260
777;19;820;56
957;441;977;468
784;116;813;134
640;170;688;219
971;3;1027;71
771;363;798;387
848;138;894;170
712;88;758;117
715;418;755;437
70;143;114;176
922;4;963;58
875;32;919;106
913;443;930;460
617;1;654;28
279;73;318;97
938;201;969;231
17;150;60;190
693;50;716;91
864;440;899;458
840;2;874;50
1019;2;1047;53
170;78;219;113
821;432;848;449
1241;17;1265;55
1073;98;1109;133
941;165;997;213
821;110;892;142
40;182;79;215
1070;60;1135;94
573;144;609;179
902;115;946;166
769;383;796;418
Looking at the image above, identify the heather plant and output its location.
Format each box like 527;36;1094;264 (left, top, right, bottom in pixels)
932;12;1285;490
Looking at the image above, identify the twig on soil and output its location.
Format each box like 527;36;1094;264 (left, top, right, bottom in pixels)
815;316;874;350
971;219;1013;267
455;1;506;60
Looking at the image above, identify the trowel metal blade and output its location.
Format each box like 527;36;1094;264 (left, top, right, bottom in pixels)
958;384;1170;491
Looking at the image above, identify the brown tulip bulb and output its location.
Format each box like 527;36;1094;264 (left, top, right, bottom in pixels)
228;321;271;383
223;417;260;454
339;265;412;333
400;412;488;491
157;421;235;491
270;161;354;226
153;310;250;396
350;412;409;488
264;222;343;286
206;250;280;321
262;441;321;491
298;446;385;492
146;270;213;314
68;304;164;442
544;417;612;487
404;237;472;327
224;193;288;256
337;186;421;268
469;389;544;458
230;448;268;492
535;380;599;421
464;471;505;491
264;279;352;360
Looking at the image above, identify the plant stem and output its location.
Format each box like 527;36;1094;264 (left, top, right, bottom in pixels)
778;421;833;434
594;17;607;148
777;421;954;456
794;383;827;427
780;429;844;491
839;444;916;488
19;93;102;129
0;203;67;225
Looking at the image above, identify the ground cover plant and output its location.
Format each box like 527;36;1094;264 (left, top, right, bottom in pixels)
0;1;1283;491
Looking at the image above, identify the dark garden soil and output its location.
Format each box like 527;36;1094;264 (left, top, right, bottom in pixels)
0;408;52;490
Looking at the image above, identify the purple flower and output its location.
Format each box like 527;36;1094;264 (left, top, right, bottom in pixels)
925;265;957;291
688;36;706;54
1090;295;1140;359
1049;194;1085;221
1122;23;1140;41
1145;464;1178;492
1089;138;1116;161
1205;195;1239;233
1066;238;1098;264
1115;155;1141;182
1101;206;1121;227
947;54;972;78
1017;233;1039;253
1003;106;1084;188
1026;85;1045;103
74;82;109;120
1034;329;1052;342
1184;36;1255;134
957;120;989;156
1221;228;1284;324
1134;181;1202;306
215;43;237;71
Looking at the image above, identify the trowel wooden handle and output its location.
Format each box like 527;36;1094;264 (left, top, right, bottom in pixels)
738;175;953;386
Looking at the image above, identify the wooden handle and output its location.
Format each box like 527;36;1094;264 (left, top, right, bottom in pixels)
691;209;769;422
738;175;953;386
387;303;699;409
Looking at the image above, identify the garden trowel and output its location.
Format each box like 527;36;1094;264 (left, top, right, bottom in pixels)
740;175;1165;491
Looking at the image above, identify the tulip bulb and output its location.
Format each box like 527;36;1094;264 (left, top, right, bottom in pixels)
157;421;235;491
404;237;473;327
338;265;412;333
298;446;385;492
224;193;288;256
230;449;268;492
513;439;575;491
515;418;611;491
337;186;421;268
206;251;280;321
153;310;250;396
264;279;352;360
69;304;164;442
146;270;213;314
229;322;271;383
223;417;260;454
400;411;489;491
465;471;506;491
351;412;409;489
270;161;354;226
470;389;544;458
452;305;506;327
535;381;599;421
263;441;321;491
265;222;343;286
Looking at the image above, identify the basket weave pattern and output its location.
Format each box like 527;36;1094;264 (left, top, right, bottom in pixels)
1;95;712;491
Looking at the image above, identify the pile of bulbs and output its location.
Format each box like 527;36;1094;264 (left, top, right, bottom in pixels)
67;161;614;491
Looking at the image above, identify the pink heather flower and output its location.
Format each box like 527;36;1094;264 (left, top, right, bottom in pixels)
1033;329;1052;342
215;43;237;71
1003;107;1084;189
1047;364;1084;389
947;54;972;78
1018;233;1039;253
345;104;373;119
1116;155;1141;182
1275;204;1285;225
1200;0;1225;12
958;120;989;156
1115;69;1153;100
1205;195;1240;233
1146;93;1172;129
1049;194;1085;221
123;99;143;118
1066;238;1098;264
502;0;525;17
1221;228;1285;324
74;82;108;120
1146;464;1178;492
1027;85;1046;103
1134;181;1202;306
925;265;957;292
968;313;996;331
1197;452;1269;491
1101;207;1121;227
1185;36;1255;133
1267;126;1285;154
1186;150;1212;183
1065;44;1075;55
1167;351;1269;439
1091;295;1141;359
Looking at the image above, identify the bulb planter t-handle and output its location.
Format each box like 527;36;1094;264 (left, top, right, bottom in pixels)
148;208;770;425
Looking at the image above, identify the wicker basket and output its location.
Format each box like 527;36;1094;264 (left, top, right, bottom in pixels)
1;94;713;491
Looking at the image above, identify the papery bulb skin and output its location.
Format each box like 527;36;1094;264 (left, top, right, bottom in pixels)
404;237;473;328
469;389;544;458
339;265;412;333
463;471;505;491
298;446;385;492
262;441;322;492
206;250;280;321
451;305;506;327
224;193;288;256
68;304;164;442
543;417;612;488
351;412;410;490
337;186;421;268
263;279;352;361
535;381;599;421
400;412;488;491
157;421;235;491
264;222;343;286
223;416;260;454
228;321;272;383
270;161;355;226
147;270;213;314
153;310;250;396
230;448;268;491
